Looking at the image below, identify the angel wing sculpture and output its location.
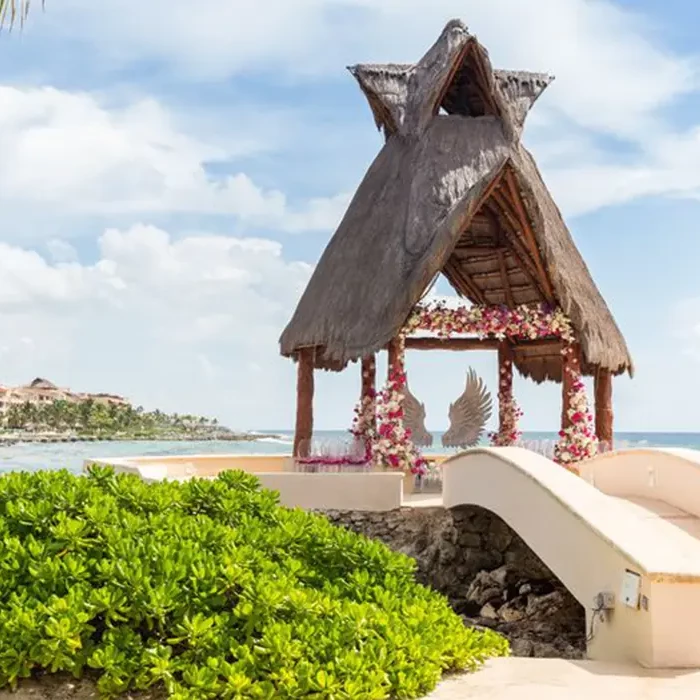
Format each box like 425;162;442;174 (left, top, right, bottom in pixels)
442;369;493;448
403;382;433;447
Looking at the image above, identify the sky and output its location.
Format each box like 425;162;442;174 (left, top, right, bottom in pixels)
1;0;700;433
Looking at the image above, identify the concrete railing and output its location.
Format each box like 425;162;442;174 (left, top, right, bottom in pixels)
579;448;700;519
84;456;404;512
441;447;700;669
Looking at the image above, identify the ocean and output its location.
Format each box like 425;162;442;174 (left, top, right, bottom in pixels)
0;431;699;474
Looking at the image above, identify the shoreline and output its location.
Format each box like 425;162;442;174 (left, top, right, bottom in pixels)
0;432;281;446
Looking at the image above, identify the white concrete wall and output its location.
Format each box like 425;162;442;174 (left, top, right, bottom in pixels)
441;447;700;669
86;457;404;512
579;448;700;518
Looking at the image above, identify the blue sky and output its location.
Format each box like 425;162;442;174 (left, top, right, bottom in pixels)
1;0;700;433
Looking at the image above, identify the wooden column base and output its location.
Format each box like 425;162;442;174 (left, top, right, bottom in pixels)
595;367;613;450
293;348;314;458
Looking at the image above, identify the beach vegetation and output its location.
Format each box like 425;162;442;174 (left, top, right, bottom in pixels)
0;467;508;698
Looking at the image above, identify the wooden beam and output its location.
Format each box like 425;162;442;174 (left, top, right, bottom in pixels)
488;194;542;280
498;250;515;307
469;44;499;116
405;336;562;351
406;337;500;351
504;170;555;304
387;339;401;378
452;245;508;256
486;198;546;302
360;355;377;435
293;348;314;458
433;41;472;115
443;261;488;305
594;368;613;451
561;343;581;431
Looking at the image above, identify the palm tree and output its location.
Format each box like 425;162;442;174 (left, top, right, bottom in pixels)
0;0;42;29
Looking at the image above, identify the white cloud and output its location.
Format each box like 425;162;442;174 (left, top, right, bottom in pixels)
34;0;695;134
0;86;347;230
0;225;313;427
24;0;700;218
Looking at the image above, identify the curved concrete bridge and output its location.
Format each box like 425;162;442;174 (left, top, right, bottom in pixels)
441;447;700;670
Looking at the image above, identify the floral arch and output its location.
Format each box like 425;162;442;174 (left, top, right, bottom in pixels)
350;302;598;475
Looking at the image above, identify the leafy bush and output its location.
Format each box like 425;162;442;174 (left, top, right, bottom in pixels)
0;468;508;698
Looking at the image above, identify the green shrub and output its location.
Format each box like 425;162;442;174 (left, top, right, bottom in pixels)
0;467;508;699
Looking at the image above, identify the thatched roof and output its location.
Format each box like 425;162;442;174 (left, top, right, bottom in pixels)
280;19;633;383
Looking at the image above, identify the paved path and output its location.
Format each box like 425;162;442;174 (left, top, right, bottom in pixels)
425;659;700;699
613;495;700;539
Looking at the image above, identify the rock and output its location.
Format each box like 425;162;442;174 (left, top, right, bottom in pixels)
499;597;527;623
487;519;514;552
466;571;502;606
458;531;482;548
510;638;534;657
480;602;500;620
316;504;586;661
489;565;514;588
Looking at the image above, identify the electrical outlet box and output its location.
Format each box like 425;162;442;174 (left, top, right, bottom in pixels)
621;570;641;609
595;591;615;610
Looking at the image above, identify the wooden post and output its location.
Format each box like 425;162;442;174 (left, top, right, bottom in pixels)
594;367;613;451
360;355;376;434
293;348;314;458
387;339;401;379
497;341;514;436
561;343;581;431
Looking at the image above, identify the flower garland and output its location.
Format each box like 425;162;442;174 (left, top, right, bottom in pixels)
346;301;598;471
405;302;575;343
371;339;428;476
553;346;598;470
351;392;377;441
405;301;596;467
489;397;523;446
489;344;521;446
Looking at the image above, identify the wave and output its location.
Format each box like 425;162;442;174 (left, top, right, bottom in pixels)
256;437;293;445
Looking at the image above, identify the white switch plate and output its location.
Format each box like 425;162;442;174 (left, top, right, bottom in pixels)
621;570;641;608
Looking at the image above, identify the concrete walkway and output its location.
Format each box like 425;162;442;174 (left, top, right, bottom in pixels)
426;659;700;699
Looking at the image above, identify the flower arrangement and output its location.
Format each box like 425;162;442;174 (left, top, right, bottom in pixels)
406;301;575;342
553;346;598;469
351;391;377;441
489;396;523;446
372;339;428;476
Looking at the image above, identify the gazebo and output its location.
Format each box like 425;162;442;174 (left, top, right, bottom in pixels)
280;20;633;468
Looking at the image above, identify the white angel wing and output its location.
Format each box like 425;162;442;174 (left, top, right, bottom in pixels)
442;369;493;448
403;383;433;447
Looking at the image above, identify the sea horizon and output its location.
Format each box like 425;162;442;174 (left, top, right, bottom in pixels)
1;429;699;474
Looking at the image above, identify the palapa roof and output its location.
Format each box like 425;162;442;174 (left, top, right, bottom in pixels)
280;19;633;383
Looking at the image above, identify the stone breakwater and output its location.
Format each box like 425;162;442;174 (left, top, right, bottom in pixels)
322;505;585;659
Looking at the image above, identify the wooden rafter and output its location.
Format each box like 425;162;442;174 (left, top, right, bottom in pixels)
468;44;499;116
453;245;508;255
485;199;545;302
489;192;540;275
443;260;487;304
497;250;515;307
433;41;472;115
504;170;555;303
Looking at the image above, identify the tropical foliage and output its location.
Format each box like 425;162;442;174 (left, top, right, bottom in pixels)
0;0;37;29
0;468;508;697
1;399;219;438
